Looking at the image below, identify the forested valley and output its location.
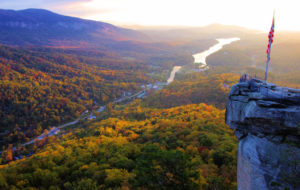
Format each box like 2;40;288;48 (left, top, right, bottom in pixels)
1;8;300;190
0;39;240;189
0;44;150;146
0;42;198;147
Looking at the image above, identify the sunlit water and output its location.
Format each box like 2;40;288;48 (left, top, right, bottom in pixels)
193;37;240;70
167;66;182;84
166;37;240;83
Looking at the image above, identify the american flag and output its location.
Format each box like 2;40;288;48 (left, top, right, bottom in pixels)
264;12;275;82
266;14;275;61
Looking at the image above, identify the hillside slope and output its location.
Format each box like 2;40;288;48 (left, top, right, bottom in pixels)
0;45;153;146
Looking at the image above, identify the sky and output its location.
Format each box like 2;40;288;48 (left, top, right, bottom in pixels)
0;0;299;31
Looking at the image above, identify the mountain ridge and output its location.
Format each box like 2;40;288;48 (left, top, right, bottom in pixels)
0;8;149;47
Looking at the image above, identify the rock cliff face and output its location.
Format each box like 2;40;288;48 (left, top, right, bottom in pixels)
226;79;300;190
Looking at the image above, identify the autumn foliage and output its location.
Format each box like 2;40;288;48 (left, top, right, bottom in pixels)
0;45;153;146
0;102;237;189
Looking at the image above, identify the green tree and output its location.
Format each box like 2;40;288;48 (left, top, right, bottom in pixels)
135;145;199;190
0;174;8;189
75;178;97;190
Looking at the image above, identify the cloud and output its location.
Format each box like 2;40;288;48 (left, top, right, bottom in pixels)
49;1;115;19
0;0;92;10
1;0;299;31
0;0;111;21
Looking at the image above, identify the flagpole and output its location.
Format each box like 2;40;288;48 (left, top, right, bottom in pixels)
264;40;272;83
264;11;275;83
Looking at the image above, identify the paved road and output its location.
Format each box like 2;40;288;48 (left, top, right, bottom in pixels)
13;89;147;150
21;116;82;147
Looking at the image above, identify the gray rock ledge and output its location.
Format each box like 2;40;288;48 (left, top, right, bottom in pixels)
226;79;300;190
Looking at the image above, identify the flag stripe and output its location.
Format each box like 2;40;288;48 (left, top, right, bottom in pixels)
264;12;275;82
266;16;275;62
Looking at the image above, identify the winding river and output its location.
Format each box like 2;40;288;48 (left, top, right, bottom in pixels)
193;37;240;70
166;37;240;83
167;66;182;84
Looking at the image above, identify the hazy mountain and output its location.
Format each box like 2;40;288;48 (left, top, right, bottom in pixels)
0;9;148;48
134;24;260;42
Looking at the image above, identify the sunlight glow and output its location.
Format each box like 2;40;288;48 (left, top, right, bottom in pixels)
76;0;300;31
1;0;299;31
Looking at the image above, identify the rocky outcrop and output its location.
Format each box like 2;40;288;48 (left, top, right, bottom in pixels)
226;79;300;190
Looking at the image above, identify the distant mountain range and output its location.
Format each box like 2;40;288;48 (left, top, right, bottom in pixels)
0;9;148;48
0;9;263;48
133;24;260;42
